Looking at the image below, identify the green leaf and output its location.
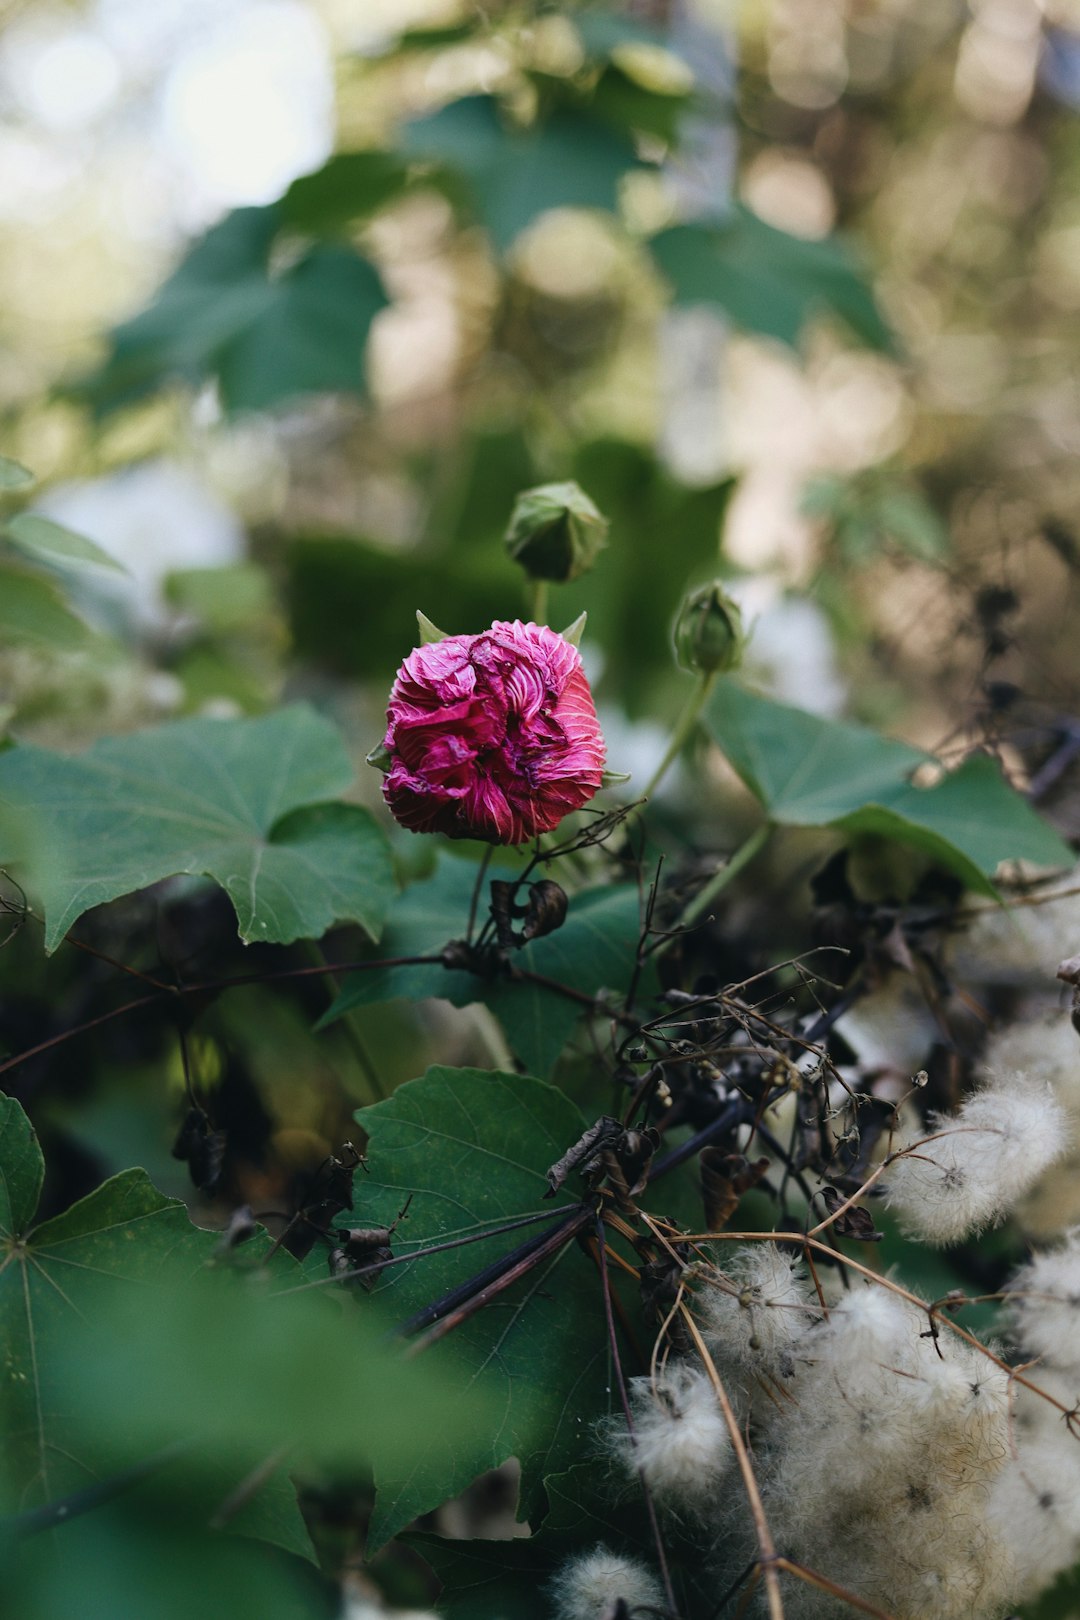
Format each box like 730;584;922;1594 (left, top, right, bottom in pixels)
3;512;126;574
353;1067;610;1549
0;562;99;650
61;1257;489;1489
0;1090;489;1585
650;209;892;351
801;473;950;565
76;207;389;416
0;1095;220;1516
0;1093;44;1235
0;705;395;950
7;1505;337;1620
705;680;1073;892
589;60;692;144
0;455;34;492
321;855;645;1075
279;151;412;236
403;96;641;249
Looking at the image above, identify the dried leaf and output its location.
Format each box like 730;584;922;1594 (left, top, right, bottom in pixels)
700;1149;770;1231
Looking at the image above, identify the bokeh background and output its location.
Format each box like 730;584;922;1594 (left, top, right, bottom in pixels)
3;0;1079;762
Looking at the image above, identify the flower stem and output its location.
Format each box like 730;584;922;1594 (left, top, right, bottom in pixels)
528;579;549;625
677;820;773;930
641;669;716;804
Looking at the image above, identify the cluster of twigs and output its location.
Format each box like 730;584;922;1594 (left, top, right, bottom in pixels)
2;817;1076;1620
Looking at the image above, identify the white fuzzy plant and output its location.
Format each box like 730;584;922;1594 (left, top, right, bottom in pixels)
550;890;1080;1620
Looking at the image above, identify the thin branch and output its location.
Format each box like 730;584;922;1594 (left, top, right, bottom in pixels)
3;1440;190;1537
595;1213;680;1619
678;1304;785;1620
274;1206;577;1295
400;1202;594;1345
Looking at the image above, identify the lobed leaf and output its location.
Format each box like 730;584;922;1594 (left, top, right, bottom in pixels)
402;96;642;250
706;679;1072;892
0;705;395;950
650;208;892;351
350;1066;612;1549
74;206;388;416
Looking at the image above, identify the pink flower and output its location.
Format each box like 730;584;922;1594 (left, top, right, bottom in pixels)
380;619;606;844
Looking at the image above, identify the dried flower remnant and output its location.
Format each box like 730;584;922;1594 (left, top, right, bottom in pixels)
375;618;605;845
548;1546;666;1620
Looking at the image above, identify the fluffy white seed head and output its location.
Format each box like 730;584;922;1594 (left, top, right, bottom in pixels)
604;1363;731;1513
982;1013;1080;1110
949;874;1080;985
1007;1229;1080;1372
701;1244;818;1379
549;1547;665;1620
881;1079;1067;1244
989;1429;1080;1599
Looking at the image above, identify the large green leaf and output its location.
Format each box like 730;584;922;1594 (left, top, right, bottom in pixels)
322;855;645;1075
0;1094;220;1517
650;209;892;351
76;207;388;416
0;563;99;650
6;1506;336;1620
58;1244;489;1492
352;1067;611;1549
403;96;641;249
0;705;395;950
705;679;1073;892
0;1092;486;1610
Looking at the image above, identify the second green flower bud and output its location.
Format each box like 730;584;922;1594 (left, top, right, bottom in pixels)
673;580;746;676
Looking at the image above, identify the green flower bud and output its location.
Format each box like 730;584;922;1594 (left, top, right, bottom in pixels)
504;481;608;584
673;581;745;675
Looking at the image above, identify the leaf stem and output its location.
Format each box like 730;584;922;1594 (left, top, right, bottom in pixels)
305;940;387;1102
674;822;773;934
640;670;716;805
